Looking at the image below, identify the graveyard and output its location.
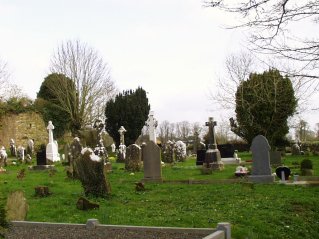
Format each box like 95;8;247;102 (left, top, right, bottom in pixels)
0;148;319;238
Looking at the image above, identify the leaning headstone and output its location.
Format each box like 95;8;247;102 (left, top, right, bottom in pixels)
5;190;29;221
249;135;275;183
76;148;111;197
26;139;34;156
125;144;142;172
142;141;162;182
46;121;60;162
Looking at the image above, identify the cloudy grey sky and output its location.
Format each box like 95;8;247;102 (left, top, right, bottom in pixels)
0;0;318;131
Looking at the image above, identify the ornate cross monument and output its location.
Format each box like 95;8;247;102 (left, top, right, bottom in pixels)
204;117;223;170
46;121;60;162
145;111;158;143
118;126;127;145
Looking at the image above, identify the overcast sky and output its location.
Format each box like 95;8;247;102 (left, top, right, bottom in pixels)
0;0;318;131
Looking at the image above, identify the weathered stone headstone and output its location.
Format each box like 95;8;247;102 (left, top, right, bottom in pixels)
125;144;142;172
162;140;175;163
142;141;162;182
26;138;34;156
204;117;223;170
270;151;282;166
9;138;16;157
67;137;82;178
291;143;301;155
145;111;158;143
76;197;99;210
5;190;29;221
249;135;275;183
0;147;7;167
76;148;111;197
46;121;60;162
16;146;25;162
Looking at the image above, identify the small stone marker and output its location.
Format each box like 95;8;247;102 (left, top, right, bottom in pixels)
6;190;29;221
34;186;51;197
76;197;99;210
249;135;275;183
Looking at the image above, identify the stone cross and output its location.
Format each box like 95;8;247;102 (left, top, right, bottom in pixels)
146;111;158;143
47;121;55;144
205;117;217;150
118;126;127;145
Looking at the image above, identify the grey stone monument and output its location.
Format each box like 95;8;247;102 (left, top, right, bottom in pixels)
145;111;158;143
204;117;223;170
249;135;275;183
117;126;127;162
125;144;142;172
142;141;162;182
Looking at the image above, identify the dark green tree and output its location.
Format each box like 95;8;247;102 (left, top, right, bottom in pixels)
35;73;75;138
105;87;150;146
230;69;297;148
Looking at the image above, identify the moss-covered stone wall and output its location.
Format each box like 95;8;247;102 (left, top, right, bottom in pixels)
0;112;48;149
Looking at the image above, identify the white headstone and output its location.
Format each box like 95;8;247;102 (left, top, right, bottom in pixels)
46;121;60;162
146;111;158;143
118;126;127;145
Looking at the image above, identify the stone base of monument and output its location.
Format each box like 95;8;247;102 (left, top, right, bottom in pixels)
142;177;163;183
211;162;224;171
221;157;241;165
28;165;56;171
249;175;275;183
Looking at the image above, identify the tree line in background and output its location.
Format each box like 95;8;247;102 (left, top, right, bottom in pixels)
0;37;319;148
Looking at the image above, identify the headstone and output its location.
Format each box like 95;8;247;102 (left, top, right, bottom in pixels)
145;111;158;143
46;121;60;162
249;135;275;183
76;197;99;210
16;146;25;162
218;144;235;158
142;141;162;182
36;144;47;165
111;143;116;153
117;144;126;163
5;190;29;221
204;117;223;170
162;140;175;163
0;147;7;167
26;138;34;156
76;148;111;197
196;149;206;165
270;151;282;166
118;126;126;145
291;143;301;155
9;138;16;157
125;144;142;172
68;137;82;178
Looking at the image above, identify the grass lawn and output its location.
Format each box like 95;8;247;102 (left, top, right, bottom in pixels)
0;152;319;239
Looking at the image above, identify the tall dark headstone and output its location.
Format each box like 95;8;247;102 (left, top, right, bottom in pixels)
249;135;275;183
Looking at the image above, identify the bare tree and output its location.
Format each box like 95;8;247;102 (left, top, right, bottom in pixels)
211;51;255;109
175;121;191;141
49;40;117;130
206;0;319;88
0;58;24;101
158;120;176;143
